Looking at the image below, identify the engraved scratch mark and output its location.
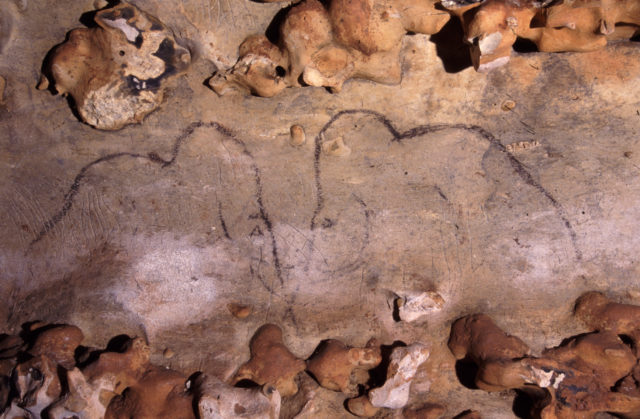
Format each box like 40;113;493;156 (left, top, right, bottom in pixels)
31;152;145;245
30;122;285;286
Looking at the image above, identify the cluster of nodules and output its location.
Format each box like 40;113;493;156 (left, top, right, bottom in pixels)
213;0;640;95
0;322;288;419
451;291;640;418
0;321;449;419
40;1;639;130
4;291;640;418
0;324;204;419
234;324;440;418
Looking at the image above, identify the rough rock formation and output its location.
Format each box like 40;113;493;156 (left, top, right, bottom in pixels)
444;0;640;71
402;403;446;419
0;326;199;418
48;368;112;419
227;303;253;319
104;368;194;419
28;324;84;370
0;322;436;417
396;291;445;323
38;2;191;130
195;374;281;419
7;296;640;417
289;124;306;146
234;324;306;397
368;343;430;409
306;338;381;395
0;335;22;376
5;325;85;418
575;290;640;343
216;0;640;87
13;355;62;418
448;292;640;418
210;0;450;96
48;337;152;419
448;313;531;391
347;395;380;417
210;0;640;96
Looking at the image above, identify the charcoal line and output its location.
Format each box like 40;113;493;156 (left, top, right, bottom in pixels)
310;109;582;261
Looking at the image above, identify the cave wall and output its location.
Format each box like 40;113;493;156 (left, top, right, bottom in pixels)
1;0;639;416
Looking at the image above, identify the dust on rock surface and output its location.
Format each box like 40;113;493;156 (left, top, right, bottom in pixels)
0;0;639;417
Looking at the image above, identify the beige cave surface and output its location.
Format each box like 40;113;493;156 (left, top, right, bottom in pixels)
0;0;639;417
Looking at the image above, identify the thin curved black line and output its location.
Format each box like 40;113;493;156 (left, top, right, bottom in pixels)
310;109;582;261
217;201;231;240
321;193;371;276
30;121;285;283
31;152;145;245
310;109;398;231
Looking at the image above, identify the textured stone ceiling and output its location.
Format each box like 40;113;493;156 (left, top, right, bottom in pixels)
1;0;639;417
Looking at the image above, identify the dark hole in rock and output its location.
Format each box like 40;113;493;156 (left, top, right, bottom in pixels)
366;340;407;389
234;378;260;389
429;18;473;73
454;357;479;390
392;298;402;322
619;334;635;349
513;38;539;53
264;5;296;45
74;345;93;367
105;334;134;352
453;409;480;419
29;367;43;381
512;386;551;419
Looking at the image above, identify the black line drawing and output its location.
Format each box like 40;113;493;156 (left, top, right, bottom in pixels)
29;121;285;284
29;107;582;314
310;109;581;261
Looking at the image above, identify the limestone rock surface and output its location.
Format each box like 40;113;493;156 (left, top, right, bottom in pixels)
39;2;191;130
368;343;430;409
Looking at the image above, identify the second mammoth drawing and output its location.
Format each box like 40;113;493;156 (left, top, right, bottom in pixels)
210;0;640;97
